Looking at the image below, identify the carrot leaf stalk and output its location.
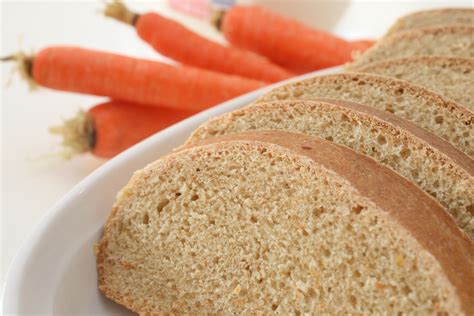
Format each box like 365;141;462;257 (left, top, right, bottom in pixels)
49;110;95;159
1;52;37;90
209;8;225;30
104;0;138;25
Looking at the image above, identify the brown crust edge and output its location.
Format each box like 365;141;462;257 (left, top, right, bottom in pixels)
257;72;474;120
255;72;474;156
347;25;474;69
353;55;474;72
351;56;474;109
386;8;474;35
193;131;474;314
189;99;473;175
98;130;474;314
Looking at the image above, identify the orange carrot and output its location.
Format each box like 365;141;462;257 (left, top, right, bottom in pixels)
50;100;195;158
3;46;266;111
220;6;373;73
104;1;294;83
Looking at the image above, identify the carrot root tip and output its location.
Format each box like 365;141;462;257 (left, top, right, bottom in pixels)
1;52;37;90
49;110;95;159
104;0;137;25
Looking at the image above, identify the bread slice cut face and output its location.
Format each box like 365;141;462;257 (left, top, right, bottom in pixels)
354;56;474;110
347;25;474;69
188;100;474;239
257;72;474;157
97;131;473;315
385;8;474;35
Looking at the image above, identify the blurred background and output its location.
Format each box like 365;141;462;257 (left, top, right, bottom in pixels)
1;0;470;288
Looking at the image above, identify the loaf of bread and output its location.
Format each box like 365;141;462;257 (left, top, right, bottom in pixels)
188;99;474;238
97;131;473;314
97;8;474;314
354;56;474;110
347;25;474;69
257;73;473;157
386;8;474;35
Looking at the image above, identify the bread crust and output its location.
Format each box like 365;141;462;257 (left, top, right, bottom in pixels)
386;8;474;35
356;55;474;72
188;99;474;238
98;131;474;314
193;131;474;314
322;98;474;174
190;99;473;175
256;72;474;157
353;56;474;110
347;25;474;69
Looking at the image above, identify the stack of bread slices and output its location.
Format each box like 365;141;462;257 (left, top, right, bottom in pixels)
97;8;474;315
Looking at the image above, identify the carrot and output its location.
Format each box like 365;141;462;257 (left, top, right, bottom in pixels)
2;46;266;111
50;100;195;158
104;1;294;83
218;5;373;73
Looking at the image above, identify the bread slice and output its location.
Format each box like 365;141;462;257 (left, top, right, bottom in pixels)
97;130;473;314
347;25;474;69
257;72;474;157
354;56;474;110
386;8;474;35
188;99;474;238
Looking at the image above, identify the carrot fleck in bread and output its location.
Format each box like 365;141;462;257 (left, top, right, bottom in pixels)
97;131;473;314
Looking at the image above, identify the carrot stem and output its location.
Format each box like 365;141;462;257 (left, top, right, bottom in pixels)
50;100;196;158
104;0;138;25
209;9;225;30
49;110;95;158
1;55;16;62
1;52;36;90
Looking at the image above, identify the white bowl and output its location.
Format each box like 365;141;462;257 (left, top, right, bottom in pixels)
2;67;339;315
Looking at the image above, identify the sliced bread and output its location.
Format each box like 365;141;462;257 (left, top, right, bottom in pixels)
97;130;473;314
188;99;474;238
354;56;474;110
347;25;474;69
386;8;474;35
257;73;474;157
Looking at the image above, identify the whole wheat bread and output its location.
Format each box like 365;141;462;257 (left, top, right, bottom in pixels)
386;8;474;35
354;56;474;110
188;99;474;238
347;25;474;69
257;73;474;157
97;131;473;314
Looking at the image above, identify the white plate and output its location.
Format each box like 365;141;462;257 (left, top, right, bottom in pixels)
1;67;339;315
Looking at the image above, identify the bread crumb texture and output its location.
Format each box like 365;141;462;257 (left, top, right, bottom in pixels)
257;73;473;157
189;101;474;238
355;56;474;110
98;141;460;315
348;25;474;69
385;8;474;35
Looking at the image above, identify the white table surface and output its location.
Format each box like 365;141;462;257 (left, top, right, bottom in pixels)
1;0;470;292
